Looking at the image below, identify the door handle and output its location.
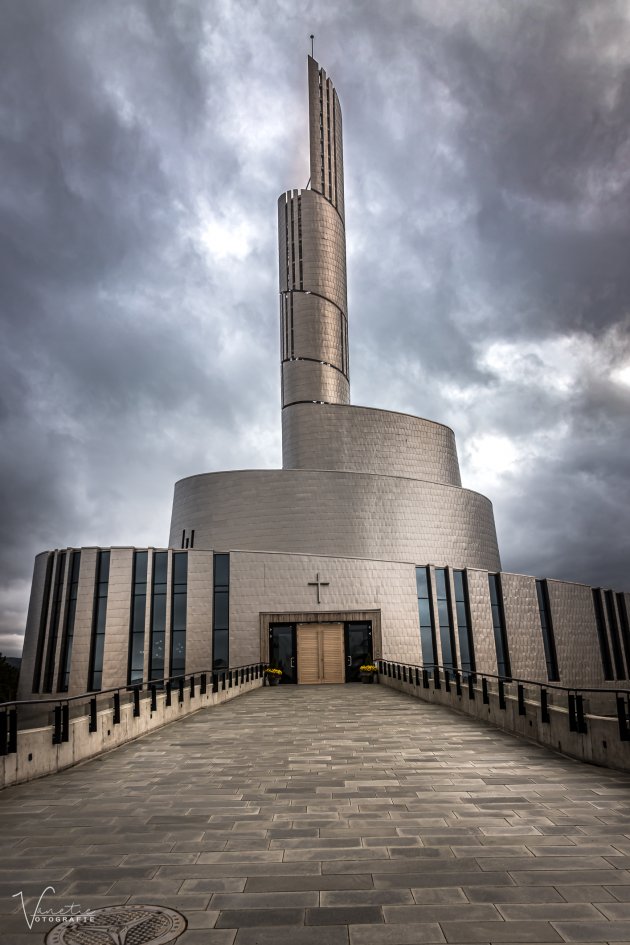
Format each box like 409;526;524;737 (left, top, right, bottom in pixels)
290;657;295;668
347;656;352;666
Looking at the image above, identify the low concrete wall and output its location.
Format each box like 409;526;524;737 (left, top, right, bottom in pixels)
1;678;263;790
379;674;630;773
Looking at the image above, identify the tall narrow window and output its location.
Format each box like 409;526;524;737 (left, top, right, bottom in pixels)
149;551;168;681
416;567;436;668
593;589;613;681
88;551;110;691
605;590;626;680
535;579;559;682
128;551;148;685
43;552;66;693
170;553;188;677
489;574;511;679
616;593;630;673
435;568;457;670
58;551;81;692
32;554;54;693
213;554;229;671
453;570;475;676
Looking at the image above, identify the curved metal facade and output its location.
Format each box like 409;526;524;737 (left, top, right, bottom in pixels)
169;469;501;571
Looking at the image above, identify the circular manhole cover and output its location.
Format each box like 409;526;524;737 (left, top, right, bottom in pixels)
44;904;187;945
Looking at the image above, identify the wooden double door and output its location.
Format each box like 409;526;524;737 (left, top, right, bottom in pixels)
296;623;345;685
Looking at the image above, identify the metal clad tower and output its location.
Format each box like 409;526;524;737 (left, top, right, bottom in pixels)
278;56;350;417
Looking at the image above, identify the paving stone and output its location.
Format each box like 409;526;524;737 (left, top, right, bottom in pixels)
440;920;563;942
235;928;349;945
551;921;630;941
306;905;383;925
216;908;305;928
348;923;446;944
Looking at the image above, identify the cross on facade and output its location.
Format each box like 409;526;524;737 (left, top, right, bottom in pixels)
308;572;329;604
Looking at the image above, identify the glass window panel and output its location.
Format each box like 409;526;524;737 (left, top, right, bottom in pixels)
173;552;188;586
213;629;229;670
415;567;429;599
214;554;230;588
172;593;187;633
132;595;146;633
152;593;166;634
94;598;106;635
437;599;449;628
435;569;448;600
98;551;110;584
214;591;229;631
420;626;435;667
130;634;144;673
171;631;186;674
134;551;148;584
418;598;431;628
453;570;464;602
456;601;467;628
153;551;168;585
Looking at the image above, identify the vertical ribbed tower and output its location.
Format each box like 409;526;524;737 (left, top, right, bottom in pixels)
278;56;350;414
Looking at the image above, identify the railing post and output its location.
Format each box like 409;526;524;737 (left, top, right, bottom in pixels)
468;675;475;700
576;694;587;734
444;670;451;693
150;684;157;712
422;668;429;689
212;673;219;694
222;672;227;691
415;668;420;687
200;673;207;695
541;687;550;724
89;697;97;733
482;678;489;704
568;693;577;732
190;676;195;699
402;666;407;683
0;711;7;756
133;686;141;717
517;684;526;716
433;666;441;690
113;692;121;725
166;680;172;707
455;672;462;697
53;705;62;745
61;703;69;743
8;709;17;754
178;677;185;703
617;696;630;741
498;679;506;711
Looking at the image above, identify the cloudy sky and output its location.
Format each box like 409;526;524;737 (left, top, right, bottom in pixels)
2;0;629;656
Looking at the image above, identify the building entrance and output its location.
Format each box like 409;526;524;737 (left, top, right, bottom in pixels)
268;618;374;685
297;623;345;684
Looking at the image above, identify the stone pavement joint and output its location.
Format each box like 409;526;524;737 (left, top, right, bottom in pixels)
2;685;630;945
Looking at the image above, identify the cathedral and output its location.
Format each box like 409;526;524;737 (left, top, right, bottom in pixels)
18;57;630;700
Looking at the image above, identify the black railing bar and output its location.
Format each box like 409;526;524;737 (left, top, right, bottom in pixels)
0;662;268;711
376;660;630;698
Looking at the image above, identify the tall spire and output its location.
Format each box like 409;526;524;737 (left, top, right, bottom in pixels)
278;57;350;414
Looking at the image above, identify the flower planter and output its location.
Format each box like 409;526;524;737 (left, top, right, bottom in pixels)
267;675;281;686
360;673;375;684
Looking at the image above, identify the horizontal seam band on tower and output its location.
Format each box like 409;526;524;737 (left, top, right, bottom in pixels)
282;357;348;378
279;288;347;319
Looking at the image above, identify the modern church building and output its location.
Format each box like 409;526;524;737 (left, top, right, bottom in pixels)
18;57;630;701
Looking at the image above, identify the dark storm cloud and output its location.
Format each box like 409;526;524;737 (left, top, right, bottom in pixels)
1;0;628;654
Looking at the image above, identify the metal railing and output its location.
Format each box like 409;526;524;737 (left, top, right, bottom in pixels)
377;659;630;745
0;662;267;757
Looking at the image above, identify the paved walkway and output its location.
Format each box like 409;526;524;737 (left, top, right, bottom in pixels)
3;686;630;945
